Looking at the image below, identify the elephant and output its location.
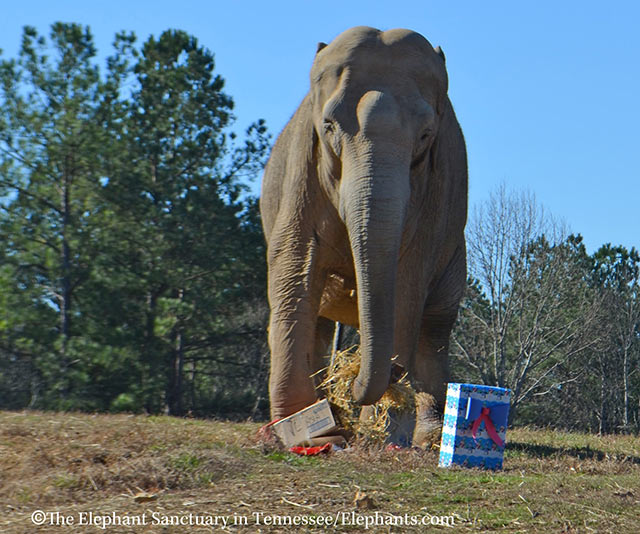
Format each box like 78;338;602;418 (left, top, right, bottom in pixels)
260;26;468;439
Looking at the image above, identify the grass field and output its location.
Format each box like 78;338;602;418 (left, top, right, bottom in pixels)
1;411;639;533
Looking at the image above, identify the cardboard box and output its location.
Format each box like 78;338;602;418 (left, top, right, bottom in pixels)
272;399;337;448
438;383;511;470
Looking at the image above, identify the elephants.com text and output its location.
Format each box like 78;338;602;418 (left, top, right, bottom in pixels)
31;509;456;529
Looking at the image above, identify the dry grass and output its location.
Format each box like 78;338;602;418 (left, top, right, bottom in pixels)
317;347;416;444
1;411;640;533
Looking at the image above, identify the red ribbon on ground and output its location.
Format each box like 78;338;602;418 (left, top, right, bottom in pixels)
258;420;333;456
289;443;332;456
471;407;505;447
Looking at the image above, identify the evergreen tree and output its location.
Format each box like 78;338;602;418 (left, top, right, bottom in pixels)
590;245;640;432
95;29;269;414
0;24;270;415
0;23;107;407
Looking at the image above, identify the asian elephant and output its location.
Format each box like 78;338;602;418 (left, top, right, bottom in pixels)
260;26;468;432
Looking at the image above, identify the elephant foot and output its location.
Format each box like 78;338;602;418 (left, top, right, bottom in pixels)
358;405;416;448
256;419;349;450
386;410;417;448
412;392;442;449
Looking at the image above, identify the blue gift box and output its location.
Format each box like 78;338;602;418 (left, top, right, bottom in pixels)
438;383;511;470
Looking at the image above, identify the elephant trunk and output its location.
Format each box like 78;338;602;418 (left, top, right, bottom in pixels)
340;158;410;405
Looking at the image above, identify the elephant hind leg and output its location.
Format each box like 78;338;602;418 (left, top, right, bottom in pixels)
311;317;335;389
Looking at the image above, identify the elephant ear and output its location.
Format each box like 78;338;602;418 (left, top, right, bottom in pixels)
430;97;467;221
260;94;319;238
434;46;446;63
316;42;328;54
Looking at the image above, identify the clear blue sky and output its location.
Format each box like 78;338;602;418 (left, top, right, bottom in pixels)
2;1;638;253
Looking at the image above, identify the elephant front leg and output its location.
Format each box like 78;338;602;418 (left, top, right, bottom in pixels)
310;317;335;389
411;246;466;447
413;312;455;405
410;310;456;448
267;244;326;420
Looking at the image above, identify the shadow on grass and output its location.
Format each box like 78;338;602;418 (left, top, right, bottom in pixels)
507;441;640;465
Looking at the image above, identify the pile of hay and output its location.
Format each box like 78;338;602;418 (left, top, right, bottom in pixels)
316;347;417;445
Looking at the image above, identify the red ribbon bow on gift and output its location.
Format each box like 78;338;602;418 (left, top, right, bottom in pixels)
471;406;505;447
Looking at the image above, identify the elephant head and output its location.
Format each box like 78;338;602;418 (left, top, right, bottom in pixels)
309;27;459;405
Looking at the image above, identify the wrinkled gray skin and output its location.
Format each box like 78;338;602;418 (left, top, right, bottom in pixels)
261;27;467;426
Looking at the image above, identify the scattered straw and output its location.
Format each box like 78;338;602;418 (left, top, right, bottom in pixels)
316;347;417;445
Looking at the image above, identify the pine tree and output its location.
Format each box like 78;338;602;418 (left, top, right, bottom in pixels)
0;24;270;414
0;23;108;407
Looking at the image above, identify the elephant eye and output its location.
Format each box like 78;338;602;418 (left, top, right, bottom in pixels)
419;128;433;142
412;128;434;169
323;119;335;133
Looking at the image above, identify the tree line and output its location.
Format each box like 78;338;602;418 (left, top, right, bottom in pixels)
1;24;638;433
0;23;270;417
453;186;640;433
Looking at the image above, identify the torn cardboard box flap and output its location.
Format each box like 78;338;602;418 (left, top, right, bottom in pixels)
272;399;337;448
